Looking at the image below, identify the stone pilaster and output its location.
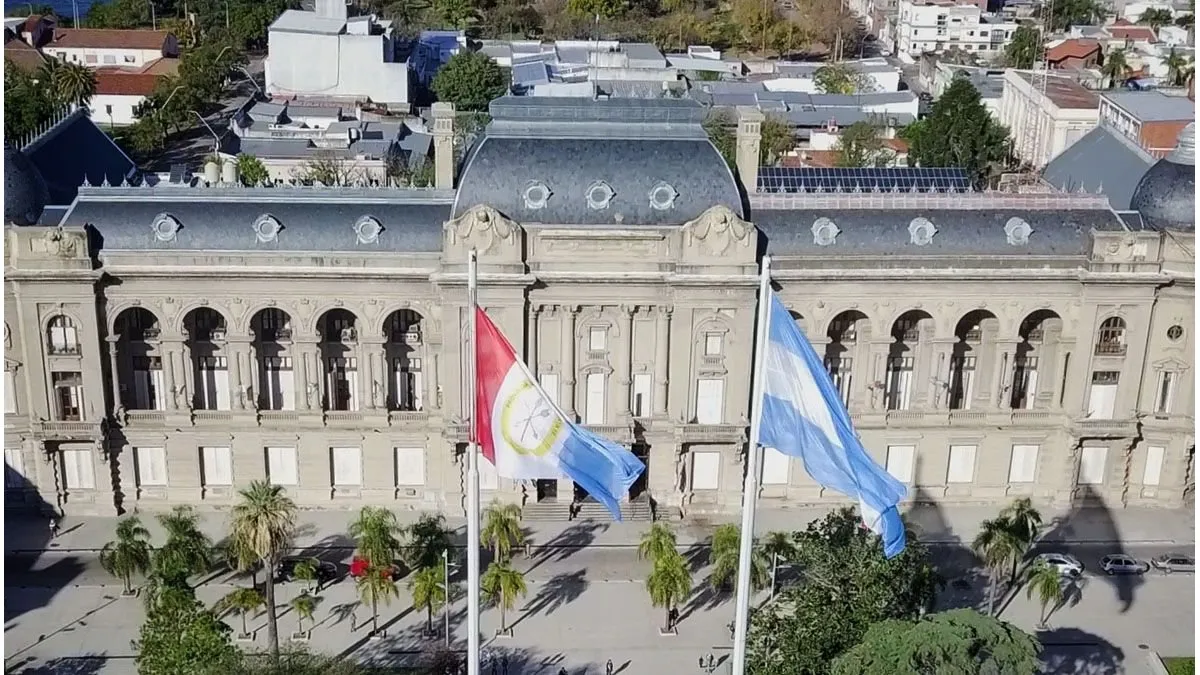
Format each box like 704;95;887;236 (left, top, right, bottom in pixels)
866;340;891;410
105;335;121;415
561;305;578;420
928;339;956;409
616;305;635;418
527;305;541;372
990;340;1020;409
654;305;672;416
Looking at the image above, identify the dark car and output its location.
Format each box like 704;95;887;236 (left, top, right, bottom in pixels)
918;91;934;102
275;556;339;585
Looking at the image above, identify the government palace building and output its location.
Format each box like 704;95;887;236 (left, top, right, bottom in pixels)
3;97;1195;518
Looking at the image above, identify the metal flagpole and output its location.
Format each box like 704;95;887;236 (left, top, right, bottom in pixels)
466;249;482;675
730;255;773;675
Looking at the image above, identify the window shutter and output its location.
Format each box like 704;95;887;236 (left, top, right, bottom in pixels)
885;445;915;483
5;447;26;488
585;373;606;425
946;445;977;483
64;450;95;490
134;370;151;409
1087;381;1118;419
136;447;167;486
151;369;166;410
202;447;233;486
480;456;499;490
539;373;560;409
395;447;426;486
279;368;295;410
691;451;721;490
1009;445;1039;483
4;371;16;414
632;373;652;417
214;367;231;410
696;379;724;424
332;447;362;486
346;365;360;411
1142;446;1165;486
1078;446;1107;485
1023;369;1039;409
267;447;298;485
412;368;424;410
761;447;790;485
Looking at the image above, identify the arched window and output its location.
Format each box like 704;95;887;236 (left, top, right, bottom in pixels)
1095;317;1127;356
47;316;79;355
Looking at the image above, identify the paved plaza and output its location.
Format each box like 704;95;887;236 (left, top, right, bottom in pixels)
4;505;1196;674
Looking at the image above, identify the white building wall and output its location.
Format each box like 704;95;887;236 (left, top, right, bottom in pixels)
45;46;162;68
999;71;1099;168
897;0;1017;58
266;31;410;105
89;94;144;126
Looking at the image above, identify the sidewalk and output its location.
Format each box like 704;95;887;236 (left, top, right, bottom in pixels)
5;503;1193;555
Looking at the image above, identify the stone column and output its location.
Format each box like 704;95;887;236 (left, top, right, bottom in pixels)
527;306;540;373
355;338;369;412
561;305;578;419
427;346;441;410
867;341;891;410
228;338;246;410
928;340;956;409
654;306;672;416
160;343;178;410
375;344;389;410
616;305;635;418
990;340;1019;409
105;336;122;413
295;339;316;410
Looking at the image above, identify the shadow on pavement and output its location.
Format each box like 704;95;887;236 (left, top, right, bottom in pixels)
1038;486;1141;613
904;488;989;614
1037;627;1125;674
512;569;588;630
4;485;88;622
524;522;609;575
6;652;111;674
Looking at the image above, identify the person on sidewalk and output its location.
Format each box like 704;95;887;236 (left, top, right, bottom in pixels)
49;514;61;539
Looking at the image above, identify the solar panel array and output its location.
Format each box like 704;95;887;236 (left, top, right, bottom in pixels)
756;167;973;194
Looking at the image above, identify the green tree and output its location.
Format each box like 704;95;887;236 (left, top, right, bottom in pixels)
215;586;266;637
290;592;320;636
813;63;874;94
1102;48;1130;88
237;154;270;186
1004;25;1041;69
568;0;627;18
350;506;404;569
831;609;1042;675
434;0;481;30
482;500;525;562
1164;48;1192;86
135;584;239;675
902;78;1011;188
1138;7;1174;28
708;524;769;592
761;530;797;597
637;522;679;564
230;481;297;661
972;516;1024;617
759;115;795;165
385;0;433;29
1024;561;1065;628
999;497;1043;558
403;513;455;571
53;61;98;107
224;651;381;675
358;565;400;635
409;565;448;634
646;550;692;633
4;65;58;139
703;110;737;170
432;51;509;111
99;516;154;595
293;558;319;594
154;505;214;586
481;560;528;634
1048;0;1106;30
745;508;941;675
834;120;893;167
1176;12;1195;28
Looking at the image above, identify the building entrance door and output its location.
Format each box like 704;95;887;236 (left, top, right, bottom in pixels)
630;443;649;499
535;479;558;501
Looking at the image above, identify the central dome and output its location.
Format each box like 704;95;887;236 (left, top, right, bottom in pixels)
1130;122;1196;231
4;143;49;226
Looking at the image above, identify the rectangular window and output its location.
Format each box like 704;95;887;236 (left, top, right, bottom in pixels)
133;357;166;410
393;357;423;411
1087;371;1119;419
123;54;136;63
5;447;27;489
1079;446;1107;485
331;447;362;486
539;372;560;408
691;451;721;490
631;373;652;417
1142;445;1165;486
589;327;607;351
947;445;977;483
480;455;499;490
696;378;725;424
52;372;83;421
704;333;723;356
885;356;914;411
197;356;230;410
201;446;233;486
885;445;915;483
825;356;853;408
1011;356;1039;409
63;449;95;490
85;54;97;64
395;447;426;486
262;356;295;411
266;446;298;486
949;356;976;409
1008;444;1039;483
585;372;606;424
5;369;17;414
135;446;168;486
325;357;358;411
761;447;790;485
1154;371;1177;414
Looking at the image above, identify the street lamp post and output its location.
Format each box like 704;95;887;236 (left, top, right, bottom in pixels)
189;109;221;154
148;0;156;30
442;548;451;648
769;553;780;601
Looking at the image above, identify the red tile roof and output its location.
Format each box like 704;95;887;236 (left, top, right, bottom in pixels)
94;69;161;96
1107;21;1157;42
1046;39;1102;61
50;28;170;50
4;29;46;71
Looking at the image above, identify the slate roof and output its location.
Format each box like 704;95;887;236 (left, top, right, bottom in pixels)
752;207;1130;256
60;187;454;252
1042;123;1155;209
23;108;138;206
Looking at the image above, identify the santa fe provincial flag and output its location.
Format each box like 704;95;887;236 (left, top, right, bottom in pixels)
474;306;645;520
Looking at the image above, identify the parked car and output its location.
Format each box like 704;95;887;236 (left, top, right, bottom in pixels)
275;556;338;585
1033;553;1084;577
1150;553;1196;574
1099;554;1149;575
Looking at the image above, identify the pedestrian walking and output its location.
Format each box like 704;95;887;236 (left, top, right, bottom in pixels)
350;610;358;631
606;659;614;675
49;514;60;539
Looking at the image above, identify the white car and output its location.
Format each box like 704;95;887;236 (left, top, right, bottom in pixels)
1034;553;1084;577
1099;554;1149;575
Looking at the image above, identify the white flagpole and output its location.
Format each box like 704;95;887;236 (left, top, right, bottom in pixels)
466;249;482;675
730;255;773;675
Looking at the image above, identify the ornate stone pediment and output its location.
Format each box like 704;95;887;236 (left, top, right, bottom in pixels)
30;227;84;258
1152;357;1190;372
680;205;754;259
443;205;522;261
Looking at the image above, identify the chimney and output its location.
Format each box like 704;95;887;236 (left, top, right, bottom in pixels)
735;106;764;195
431;101;455;190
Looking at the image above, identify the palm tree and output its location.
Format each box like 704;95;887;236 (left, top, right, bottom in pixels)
293;558;319;594
290;592;320;637
230;481;297;660
99;516;153;595
999;498;1043;580
972;516;1024;616
154;505;213;585
1164;48;1191;86
51;62;97;107
761;530;797;598
481;561;528;635
409;565;448;635
1025;561;1064;628
215;587;265;637
646;551;692;634
404;513;454;570
217;535;260;588
1102;49;1130;88
482;501;525;562
707;524;770;592
638;523;678;564
350;506;403;569
357;565;400;635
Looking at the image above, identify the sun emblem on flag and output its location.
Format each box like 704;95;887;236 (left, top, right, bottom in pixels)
499;380;564;457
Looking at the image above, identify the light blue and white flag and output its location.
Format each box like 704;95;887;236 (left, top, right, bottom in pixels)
757;292;908;558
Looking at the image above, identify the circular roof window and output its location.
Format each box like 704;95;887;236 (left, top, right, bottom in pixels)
648;182;678;211
523;181;552;210
354;215;383;245
1004;217;1033;246
908;217;937;246
811;217;840;246
253;214;282;243
151;213;182;242
586;181;616;210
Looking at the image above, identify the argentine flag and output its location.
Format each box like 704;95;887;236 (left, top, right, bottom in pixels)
757;293;908;558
